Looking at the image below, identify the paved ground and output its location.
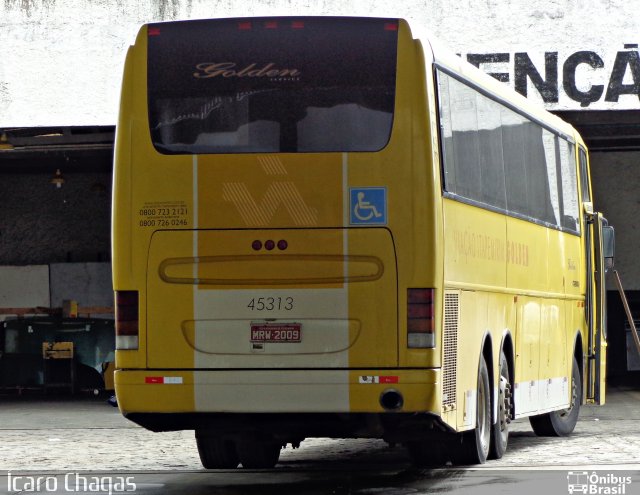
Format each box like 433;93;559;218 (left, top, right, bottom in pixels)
1;386;639;472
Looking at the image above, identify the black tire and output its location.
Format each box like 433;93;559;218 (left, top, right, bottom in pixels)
195;432;240;469
452;355;491;465
529;356;582;436
237;440;282;469
489;350;512;459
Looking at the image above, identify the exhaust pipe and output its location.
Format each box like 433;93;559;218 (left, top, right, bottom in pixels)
380;389;404;411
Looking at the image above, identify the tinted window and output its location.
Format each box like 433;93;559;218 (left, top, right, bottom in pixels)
437;70;579;233
501;109;529;215
438;74;506;207
147;17;398;154
477;97;506;208
579;147;591;203
449;79;482;200
537;129;560;225
560;140;579;231
438;74;457;192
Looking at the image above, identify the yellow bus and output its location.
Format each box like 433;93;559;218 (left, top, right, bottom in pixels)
112;16;612;468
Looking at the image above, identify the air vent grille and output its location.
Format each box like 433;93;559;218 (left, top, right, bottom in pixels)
442;292;459;408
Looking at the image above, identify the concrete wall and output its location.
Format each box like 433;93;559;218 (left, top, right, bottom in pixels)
0;263;112;318
0;173;111;265
0;265;50;309
49;262;113;308
591;152;640;290
591;150;640;382
2;0;640;127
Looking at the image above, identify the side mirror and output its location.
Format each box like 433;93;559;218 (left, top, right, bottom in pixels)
602;225;615;270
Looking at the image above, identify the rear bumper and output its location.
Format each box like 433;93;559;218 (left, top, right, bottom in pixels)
115;368;440;416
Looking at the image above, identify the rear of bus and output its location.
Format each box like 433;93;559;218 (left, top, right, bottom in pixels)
112;17;443;461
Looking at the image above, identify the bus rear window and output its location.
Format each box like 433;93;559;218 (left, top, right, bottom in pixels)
147;17;398;154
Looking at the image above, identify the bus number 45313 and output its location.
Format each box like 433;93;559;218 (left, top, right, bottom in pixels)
247;297;294;311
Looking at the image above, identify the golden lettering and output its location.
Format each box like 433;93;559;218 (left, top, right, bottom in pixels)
453;230;533;267
193;62;301;79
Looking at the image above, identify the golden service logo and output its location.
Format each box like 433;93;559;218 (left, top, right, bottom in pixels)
193;62;301;79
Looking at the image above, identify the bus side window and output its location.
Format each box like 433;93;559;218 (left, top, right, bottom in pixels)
559;139;580;232
579;147;591;203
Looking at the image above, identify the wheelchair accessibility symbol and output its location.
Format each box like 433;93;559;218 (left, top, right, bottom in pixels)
350;187;387;225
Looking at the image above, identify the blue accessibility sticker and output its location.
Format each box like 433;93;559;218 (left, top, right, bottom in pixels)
350;187;387;225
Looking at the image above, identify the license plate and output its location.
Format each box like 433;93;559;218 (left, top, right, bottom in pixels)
250;323;301;343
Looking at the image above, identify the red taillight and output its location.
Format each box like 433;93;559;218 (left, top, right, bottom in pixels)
384;22;398;31
291;21;304;29
407;288;435;348
116;291;139;350
238;21;252;30
148;26;161;36
264;21;278;29
407;301;433;319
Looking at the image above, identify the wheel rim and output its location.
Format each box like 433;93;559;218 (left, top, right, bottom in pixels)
559;375;577;419
497;354;513;439
498;375;511;438
478;373;490;455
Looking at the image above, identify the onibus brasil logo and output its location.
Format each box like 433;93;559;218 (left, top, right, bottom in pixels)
567;471;633;494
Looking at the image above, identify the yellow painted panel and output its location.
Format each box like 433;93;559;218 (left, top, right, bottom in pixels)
145;228;397;369
443;199;507;288
146;231;196;369
346;229;398;368
455;290;488;428
348;369;439;413
547;228;584;297
515;297;541;384
539;300;566;380
115;370;195;413
506;217;547;292
196;154;343;230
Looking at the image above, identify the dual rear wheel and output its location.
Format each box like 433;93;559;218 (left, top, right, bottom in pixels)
408;351;512;467
197;352;579;469
453;354;493;465
490;351;512;459
195;433;282;469
409;350;581;467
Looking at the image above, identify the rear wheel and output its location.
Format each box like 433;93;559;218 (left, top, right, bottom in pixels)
237;440;282;469
529;355;582;436
489;350;512;459
195;432;239;469
452;355;491;465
